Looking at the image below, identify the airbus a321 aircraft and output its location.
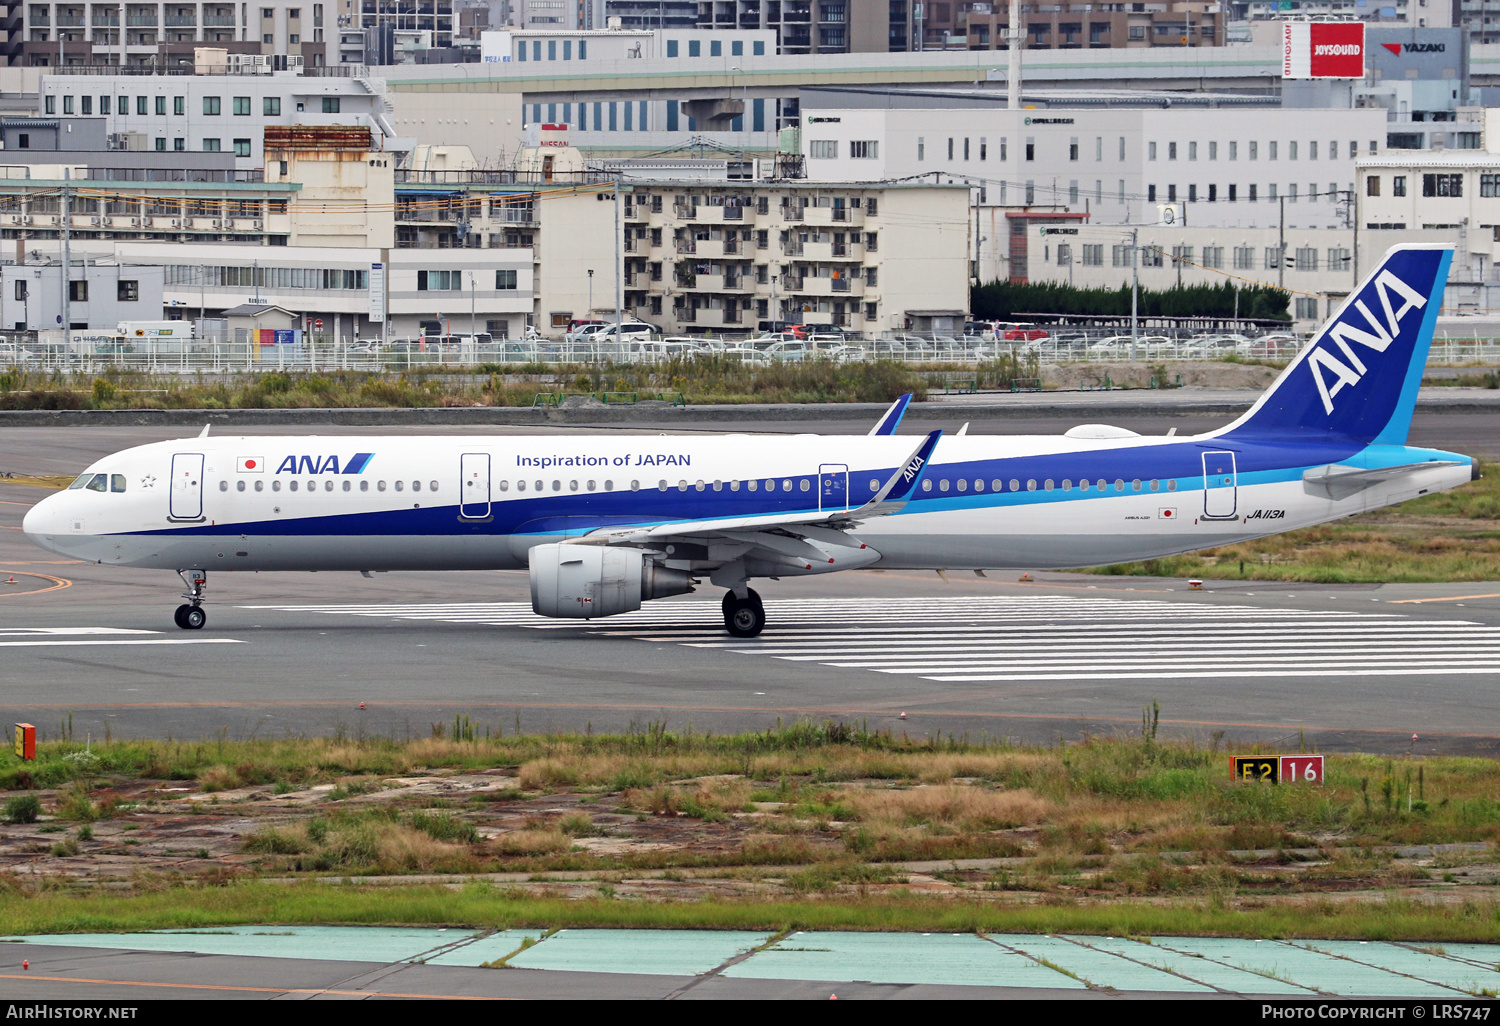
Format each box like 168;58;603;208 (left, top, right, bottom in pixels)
24;244;1477;638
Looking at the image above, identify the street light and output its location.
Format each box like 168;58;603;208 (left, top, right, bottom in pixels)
587;268;594;315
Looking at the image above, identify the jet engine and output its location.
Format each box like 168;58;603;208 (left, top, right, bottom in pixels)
528;543;693;618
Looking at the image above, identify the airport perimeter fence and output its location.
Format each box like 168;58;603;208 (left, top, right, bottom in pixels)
3;333;1500;375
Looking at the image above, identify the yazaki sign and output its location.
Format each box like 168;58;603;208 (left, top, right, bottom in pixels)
1283;21;1365;79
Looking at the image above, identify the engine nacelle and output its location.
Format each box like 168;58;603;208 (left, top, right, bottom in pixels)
528;543;693;618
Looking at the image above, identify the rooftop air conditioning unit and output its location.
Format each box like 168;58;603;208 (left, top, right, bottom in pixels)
46;215;58;225
170;218;181;228
130;217;141;227
20;215;31;225
252;219;263;229
212;218;222;228
89;216;101;226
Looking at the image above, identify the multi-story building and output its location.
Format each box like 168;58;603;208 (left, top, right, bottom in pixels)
944;1;1227;50
603;0;695;31
6;0;344;67
39;67;400;169
693;0;913;54
614;179;970;333
333;0;455;64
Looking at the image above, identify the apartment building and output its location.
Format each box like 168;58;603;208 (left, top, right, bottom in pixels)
8;0;342;67
39;68;398;168
615;179;970;333
693;0;911;54
944;1;1227;50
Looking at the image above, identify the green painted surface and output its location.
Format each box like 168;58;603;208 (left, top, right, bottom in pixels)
3;925;524;964
1289;940;1497;997
1067;935;1311;995
725;930;1084;989
1154;937;1455;997
505;928;771;977
999;934;1214;993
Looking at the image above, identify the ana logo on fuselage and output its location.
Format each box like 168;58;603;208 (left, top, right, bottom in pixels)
1306;270;1427;415
275;453;374;475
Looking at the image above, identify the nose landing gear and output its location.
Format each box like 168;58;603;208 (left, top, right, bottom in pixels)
174;569;207;630
722;587;765;638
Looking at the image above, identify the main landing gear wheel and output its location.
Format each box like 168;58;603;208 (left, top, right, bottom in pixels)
174;604;206;630
722;588;765;638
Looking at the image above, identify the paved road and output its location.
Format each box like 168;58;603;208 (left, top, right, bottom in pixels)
3;408;1500;752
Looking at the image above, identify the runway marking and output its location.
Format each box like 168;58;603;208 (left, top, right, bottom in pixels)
0;570;71;597
1387;592;1500;604
240;595;1500;687
0;638;242;648
0;627;158;637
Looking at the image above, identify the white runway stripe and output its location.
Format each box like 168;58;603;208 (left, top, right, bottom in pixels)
0;638;243;648
241;596;1498;686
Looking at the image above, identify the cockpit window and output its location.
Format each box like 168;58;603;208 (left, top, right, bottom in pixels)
85;474;107;492
68;473;91;489
111;474;126;493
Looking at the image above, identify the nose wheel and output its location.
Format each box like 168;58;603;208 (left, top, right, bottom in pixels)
174;604;206;630
722;588;765;638
174;569;207;630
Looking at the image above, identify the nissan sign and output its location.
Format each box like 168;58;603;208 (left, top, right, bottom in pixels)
1283;21;1365;79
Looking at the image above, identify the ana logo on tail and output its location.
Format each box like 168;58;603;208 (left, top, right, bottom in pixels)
1308;270;1428;415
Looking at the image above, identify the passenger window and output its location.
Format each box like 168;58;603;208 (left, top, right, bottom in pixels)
111;474;126;493
219;481;228;491
799;479;809;492
1168;480;1178;491
359;480;368;492
498;480;509;492
236;480;245;492
272;480;281;492
992;479;1002;492
1080;480;1090;492
549;481;558;492
1114;479;1125;491
325;480;333;492
1150;479;1160;491
289;480;299;492
956;479;966;492
730;481;739;491
307;480;315;491
939;479;949;492
767;480;777;491
1026;479;1037;491
395;481;404;492
430;481;438;492
586;480;596;491
974;479;984;492
1009;479;1020;491
86;474;107;492
604;481;614;491
678;481;688;491
535;481;542;491
869;478;880;492
1061;480;1071;491
695;481;705;491
629;480;639;491
570;481;580;492
1044;480;1054;491
922;479;933;492
748;480;758;492
255;480;264;492
342;481;350;492
712;481;722;491
1096;479;1106;491
659;480;668;491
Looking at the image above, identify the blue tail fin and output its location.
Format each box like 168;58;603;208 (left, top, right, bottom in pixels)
1220;245;1451;445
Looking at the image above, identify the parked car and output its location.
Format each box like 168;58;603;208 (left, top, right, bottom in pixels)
566;321;611;343
1003;326;1050;341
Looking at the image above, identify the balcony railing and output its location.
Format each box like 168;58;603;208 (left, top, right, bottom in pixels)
204;15;236;26
164;15;196;25
723;237;739;254
675;238;697;254
126;15;157;25
723;205;744;220
782;206;804;221
782;243;803;257
673;203;697;219
90;15;118;25
831;278;850;292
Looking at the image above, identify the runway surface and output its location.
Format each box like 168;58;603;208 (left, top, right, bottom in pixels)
4;408;1500;752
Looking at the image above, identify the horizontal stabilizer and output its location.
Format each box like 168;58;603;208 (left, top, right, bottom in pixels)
1302;460;1464;501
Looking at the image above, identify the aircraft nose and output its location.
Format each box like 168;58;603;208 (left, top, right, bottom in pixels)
22;492;65;548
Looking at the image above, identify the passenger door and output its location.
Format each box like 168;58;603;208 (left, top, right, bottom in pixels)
169;452;205;521
460;452;491;519
1201;450;1238;519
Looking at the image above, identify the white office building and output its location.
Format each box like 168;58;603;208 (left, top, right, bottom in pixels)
39;68;400;168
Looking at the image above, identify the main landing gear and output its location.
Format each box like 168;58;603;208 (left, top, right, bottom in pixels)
173;568;207;630
722;587;765;638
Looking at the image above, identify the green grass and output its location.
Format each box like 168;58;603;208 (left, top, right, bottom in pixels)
0;357;926;411
2;882;1498;942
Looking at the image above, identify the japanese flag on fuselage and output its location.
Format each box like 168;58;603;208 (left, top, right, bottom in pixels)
237;457;264;473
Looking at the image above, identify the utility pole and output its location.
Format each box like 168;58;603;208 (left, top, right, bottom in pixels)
1278;194;1286;291
61;169;70;336
613;175;622;347
1129;227;1138;359
1006;0;1021;109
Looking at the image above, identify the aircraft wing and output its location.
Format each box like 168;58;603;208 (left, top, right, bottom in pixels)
578;430;942;556
1303;460;1467;501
